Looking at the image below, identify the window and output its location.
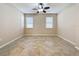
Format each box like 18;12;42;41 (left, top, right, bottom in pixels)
26;17;33;28
46;17;53;28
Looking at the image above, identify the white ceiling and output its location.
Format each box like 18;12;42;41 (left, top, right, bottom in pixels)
11;3;75;13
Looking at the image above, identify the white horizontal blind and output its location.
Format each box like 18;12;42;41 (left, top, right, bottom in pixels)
46;17;53;28
26;17;33;28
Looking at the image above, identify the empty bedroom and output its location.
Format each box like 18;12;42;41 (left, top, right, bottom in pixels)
0;3;79;56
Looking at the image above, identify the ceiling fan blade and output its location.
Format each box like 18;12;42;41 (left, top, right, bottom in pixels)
32;8;38;10
44;7;50;9
43;10;46;13
37;11;39;13
38;3;44;9
39;3;43;5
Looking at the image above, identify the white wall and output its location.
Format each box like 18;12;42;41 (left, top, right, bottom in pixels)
58;4;79;48
0;4;24;46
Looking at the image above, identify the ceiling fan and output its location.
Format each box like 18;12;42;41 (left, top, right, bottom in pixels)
32;3;50;13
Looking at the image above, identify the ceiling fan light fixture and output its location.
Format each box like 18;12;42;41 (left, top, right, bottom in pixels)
38;5;42;9
38;9;43;12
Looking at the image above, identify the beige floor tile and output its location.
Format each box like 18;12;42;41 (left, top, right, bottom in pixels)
0;36;79;56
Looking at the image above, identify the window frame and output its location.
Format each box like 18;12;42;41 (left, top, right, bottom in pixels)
25;16;33;28
45;17;54;28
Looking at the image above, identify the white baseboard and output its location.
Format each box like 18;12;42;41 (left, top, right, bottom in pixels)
57;35;79;50
0;35;23;49
57;35;75;45
24;34;57;36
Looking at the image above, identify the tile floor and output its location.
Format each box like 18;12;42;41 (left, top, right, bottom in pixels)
0;36;79;56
